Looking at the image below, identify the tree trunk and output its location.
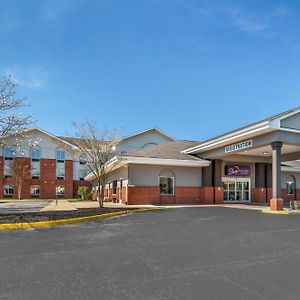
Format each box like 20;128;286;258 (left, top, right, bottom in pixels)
97;181;103;208
18;184;22;200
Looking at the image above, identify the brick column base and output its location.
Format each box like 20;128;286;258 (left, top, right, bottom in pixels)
270;198;284;211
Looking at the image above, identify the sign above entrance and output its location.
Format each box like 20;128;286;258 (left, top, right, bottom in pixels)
225;140;253;153
225;165;251;177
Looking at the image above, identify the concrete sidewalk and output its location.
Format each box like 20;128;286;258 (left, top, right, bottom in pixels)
39;200;273;212
40;200;78;212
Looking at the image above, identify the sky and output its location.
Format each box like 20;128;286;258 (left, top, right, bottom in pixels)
1;0;300;141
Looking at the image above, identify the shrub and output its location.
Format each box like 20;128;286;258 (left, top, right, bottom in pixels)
78;186;92;200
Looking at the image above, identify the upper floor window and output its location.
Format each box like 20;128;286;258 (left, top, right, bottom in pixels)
56;164;65;180
30;149;41;161
3;148;13;160
79;154;87;165
56;150;65;162
79;169;87;180
31;161;40;179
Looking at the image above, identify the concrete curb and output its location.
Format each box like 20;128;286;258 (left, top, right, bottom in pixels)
0;208;164;231
262;210;289;215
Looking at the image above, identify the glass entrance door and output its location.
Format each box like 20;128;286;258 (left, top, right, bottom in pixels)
223;179;250;202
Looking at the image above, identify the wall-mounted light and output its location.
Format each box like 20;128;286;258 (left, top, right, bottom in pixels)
263;152;268;155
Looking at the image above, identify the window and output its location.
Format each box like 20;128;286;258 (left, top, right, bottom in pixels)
4;160;12;178
286;181;295;195
30;149;41;161
56;150;65;162
56;164;65;179
112;180;117;194
31;161;40;179
30;185;40;198
3;148;13;159
56;186;65;198
79;169;87;180
3;185;13;198
159;177;174;195
79;155;87;165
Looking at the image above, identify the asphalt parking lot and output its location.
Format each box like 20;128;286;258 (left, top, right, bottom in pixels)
1;207;300;300
0;201;48;213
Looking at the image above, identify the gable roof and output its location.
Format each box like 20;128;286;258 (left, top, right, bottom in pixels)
183;106;300;154
14;127;78;149
118;127;175;142
122;140;205;161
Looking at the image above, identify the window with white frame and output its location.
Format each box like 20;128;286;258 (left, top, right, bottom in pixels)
56;164;65;179
4;160;12;178
56;185;65;198
56;150;65;162
30;185;40;198
79;154;87;165
31;161;40;179
30;149;41;161
3;184;13;197
79;169;87;180
159;177;174;195
56;149;65;179
3;148;13;158
286;180;295;195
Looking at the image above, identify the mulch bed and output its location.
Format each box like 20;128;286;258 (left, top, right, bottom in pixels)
0;208;136;224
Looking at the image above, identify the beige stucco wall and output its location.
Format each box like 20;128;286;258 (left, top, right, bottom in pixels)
128;164;202;187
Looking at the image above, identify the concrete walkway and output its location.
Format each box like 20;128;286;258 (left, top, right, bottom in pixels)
40;200;78;212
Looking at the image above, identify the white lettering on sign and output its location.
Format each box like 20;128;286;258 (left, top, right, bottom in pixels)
225;140;253;153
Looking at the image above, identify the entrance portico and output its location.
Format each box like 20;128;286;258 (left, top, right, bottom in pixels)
183;107;300;210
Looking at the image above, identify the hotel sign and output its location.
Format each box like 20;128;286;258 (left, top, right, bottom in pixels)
225;165;251;177
225;140;253;153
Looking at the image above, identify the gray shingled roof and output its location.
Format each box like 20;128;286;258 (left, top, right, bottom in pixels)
122;140;205;161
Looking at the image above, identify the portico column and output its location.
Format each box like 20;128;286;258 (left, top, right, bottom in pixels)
270;141;283;210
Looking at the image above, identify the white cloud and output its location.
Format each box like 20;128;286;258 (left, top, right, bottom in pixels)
4;66;50;89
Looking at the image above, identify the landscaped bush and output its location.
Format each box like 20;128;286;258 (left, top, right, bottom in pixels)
77;186;92;200
290;201;300;211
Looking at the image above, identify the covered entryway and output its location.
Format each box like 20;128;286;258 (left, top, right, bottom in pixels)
223;178;251;203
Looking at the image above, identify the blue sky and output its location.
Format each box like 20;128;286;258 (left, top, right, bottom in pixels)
1;0;300;141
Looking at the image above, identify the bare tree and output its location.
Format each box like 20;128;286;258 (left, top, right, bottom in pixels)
71;122;120;207
0;76;32;145
10;158;31;200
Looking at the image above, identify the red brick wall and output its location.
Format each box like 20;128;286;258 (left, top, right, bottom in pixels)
40;158;56;198
282;188;297;202
121;186;127;204
200;186;214;204
126;186;219;205
175;187;201;204
214;187;224;204
251;188;267;203
127;186;160;205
